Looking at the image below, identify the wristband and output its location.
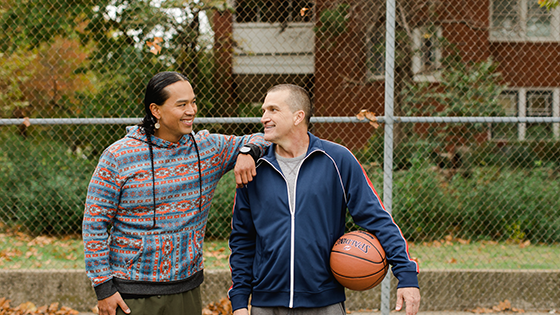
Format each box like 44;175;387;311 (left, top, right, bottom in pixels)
239;144;261;163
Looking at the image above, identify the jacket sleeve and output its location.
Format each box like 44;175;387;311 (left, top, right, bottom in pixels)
206;132;269;174
82;148;121;300
227;187;257;311
341;149;419;289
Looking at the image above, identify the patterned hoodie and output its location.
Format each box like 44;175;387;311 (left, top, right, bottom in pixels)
83;126;268;300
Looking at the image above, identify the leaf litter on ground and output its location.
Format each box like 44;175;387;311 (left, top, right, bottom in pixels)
0;297;79;315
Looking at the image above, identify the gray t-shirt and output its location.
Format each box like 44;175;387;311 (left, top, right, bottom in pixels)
276;152;306;212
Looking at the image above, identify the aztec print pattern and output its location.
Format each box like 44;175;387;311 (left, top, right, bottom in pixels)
83;126;267;287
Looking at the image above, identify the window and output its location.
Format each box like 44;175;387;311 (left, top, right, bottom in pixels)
491;88;560;141
526;90;553;139
412;27;442;82
490;91;518;140
490;0;560;41
235;0;314;23
366;26;442;81
366;25;385;80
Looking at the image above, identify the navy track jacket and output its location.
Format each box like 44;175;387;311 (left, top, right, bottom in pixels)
228;133;419;311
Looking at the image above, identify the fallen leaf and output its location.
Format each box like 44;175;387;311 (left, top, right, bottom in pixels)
355;110;379;128
15;301;37;312
457;238;470;245
37;305;49;313
59;305;80;314
146;37;163;55
470;306;493;313
49;302;60;312
493;299;511;311
0;297;11;308
28;236;55;247
202;297;233;315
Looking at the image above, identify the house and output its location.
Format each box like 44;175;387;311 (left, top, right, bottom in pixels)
213;0;560;148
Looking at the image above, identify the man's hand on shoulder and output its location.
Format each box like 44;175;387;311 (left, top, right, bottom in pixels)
396;287;421;315
234;154;257;188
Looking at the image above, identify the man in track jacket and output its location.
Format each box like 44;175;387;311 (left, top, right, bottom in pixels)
228;84;421;315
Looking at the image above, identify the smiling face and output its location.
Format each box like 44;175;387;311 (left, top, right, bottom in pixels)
261;90;302;144
151;80;197;143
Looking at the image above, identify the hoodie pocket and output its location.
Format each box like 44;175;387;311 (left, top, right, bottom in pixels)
121;228;203;282
108;233;143;280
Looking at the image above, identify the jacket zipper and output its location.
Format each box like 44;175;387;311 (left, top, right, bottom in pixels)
262;150;319;308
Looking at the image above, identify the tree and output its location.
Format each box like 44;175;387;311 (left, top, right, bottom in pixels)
81;0;233;116
0;0;94;53
26;37;95;118
402;58;507;141
402;58;507;171
0;49;36;119
0;0;94;120
539;0;559;10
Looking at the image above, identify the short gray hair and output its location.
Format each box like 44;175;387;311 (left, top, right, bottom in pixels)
266;84;313;126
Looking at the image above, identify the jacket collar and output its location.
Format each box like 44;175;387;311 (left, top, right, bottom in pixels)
261;132;324;167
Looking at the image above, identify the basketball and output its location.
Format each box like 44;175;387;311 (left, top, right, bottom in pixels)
330;230;389;291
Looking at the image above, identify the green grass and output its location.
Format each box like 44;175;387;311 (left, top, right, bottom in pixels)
409;240;560;270
0;233;84;269
1;233;559;270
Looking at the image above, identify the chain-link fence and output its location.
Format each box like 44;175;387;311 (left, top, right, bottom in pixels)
1;0;560;311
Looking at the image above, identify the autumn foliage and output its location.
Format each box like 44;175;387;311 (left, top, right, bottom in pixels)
0;298;79;315
0;296;235;315
202;298;233;315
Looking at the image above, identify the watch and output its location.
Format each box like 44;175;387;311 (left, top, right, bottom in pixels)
238;144;261;163
240;146;252;154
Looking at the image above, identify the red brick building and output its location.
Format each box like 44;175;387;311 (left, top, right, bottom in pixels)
213;0;560;148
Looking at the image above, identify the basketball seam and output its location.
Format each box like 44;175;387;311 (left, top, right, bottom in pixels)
331;267;388;279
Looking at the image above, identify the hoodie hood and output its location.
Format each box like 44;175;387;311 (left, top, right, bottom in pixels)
126;125;192;149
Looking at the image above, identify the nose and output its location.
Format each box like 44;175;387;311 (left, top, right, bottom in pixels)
185;103;196;115
261;110;269;124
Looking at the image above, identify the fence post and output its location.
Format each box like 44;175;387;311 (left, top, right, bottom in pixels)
381;0;396;314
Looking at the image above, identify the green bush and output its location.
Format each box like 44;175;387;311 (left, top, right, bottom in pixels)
390;165;560;243
471;140;560;169
0;130;96;235
3;127;559;244
206;171;237;240
354;134;436;171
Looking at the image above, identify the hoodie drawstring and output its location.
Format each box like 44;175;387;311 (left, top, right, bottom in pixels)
190;132;203;212
148;138;157;229
147;133;203;230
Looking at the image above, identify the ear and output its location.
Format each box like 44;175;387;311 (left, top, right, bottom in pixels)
149;103;161;119
293;110;305;126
